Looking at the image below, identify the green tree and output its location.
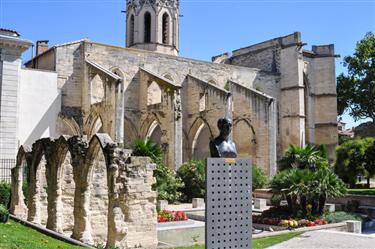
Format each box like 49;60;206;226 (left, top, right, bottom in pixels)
337;32;375;121
252;165;268;192
131;139;162;163
335;138;375;188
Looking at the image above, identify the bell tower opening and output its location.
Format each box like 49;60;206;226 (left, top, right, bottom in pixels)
125;0;179;56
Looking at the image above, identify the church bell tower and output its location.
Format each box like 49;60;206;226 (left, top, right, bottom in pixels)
126;0;179;56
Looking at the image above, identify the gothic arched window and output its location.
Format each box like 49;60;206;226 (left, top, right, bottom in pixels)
144;12;151;43
162;13;169;44
129;15;135;46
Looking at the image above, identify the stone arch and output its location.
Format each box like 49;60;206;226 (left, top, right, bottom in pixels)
146;120;162;145
144;11;152;43
188;118;213;161
233;118;257;159
27;141;48;226
58;116;80;136
90;74;105;104
124;117;139;148
191;123;212;160
162;12;170;44
85;110;105;139
147;81;162;105
10;145;32;218
84;134;112;245
57;142;76;237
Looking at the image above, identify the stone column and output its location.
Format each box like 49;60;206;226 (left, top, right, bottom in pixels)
174;90;183;170
69;137;94;244
10;166;28;219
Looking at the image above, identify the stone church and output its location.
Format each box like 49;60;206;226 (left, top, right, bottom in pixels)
1;0;338;177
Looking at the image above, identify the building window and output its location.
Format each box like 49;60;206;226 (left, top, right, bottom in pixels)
129;15;135;46
144;12;151;43
162;13;169;44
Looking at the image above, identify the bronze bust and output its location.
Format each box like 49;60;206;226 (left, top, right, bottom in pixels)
209;117;237;158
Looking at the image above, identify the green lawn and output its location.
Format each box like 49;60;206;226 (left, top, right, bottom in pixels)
0;220;82;249
175;232;303;249
347;188;375;196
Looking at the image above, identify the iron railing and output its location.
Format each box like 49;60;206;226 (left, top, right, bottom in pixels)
0;158;15;183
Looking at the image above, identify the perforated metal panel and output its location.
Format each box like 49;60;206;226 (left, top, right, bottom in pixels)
206;158;252;249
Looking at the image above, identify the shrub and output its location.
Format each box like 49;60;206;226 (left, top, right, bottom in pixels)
271;168;346;216
279;144;328;171
153;163;184;203
0;204;8;216
132;139;162;164
0;181;11;208
323;211;362;224
176;160;205;203
252;165;268;191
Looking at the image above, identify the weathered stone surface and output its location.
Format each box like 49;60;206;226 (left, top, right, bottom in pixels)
10;134;158;249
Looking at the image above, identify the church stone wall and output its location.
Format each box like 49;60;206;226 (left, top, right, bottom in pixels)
10;135;158;249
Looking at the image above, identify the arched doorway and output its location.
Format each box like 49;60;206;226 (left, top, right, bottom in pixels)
233;120;256;159
192;123;211;160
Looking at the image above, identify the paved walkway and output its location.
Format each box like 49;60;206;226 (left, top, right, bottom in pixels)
267;230;375;249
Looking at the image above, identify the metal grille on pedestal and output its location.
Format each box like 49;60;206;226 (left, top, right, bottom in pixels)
206;158;252;249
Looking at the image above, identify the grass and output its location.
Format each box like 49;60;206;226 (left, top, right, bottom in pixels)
347;188;375;196
175;232;303;249
0;219;302;249
0;220;82;249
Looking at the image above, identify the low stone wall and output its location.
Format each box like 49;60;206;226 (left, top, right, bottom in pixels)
9;134;158;249
328;194;375;208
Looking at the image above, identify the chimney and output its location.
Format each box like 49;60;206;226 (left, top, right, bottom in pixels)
36;40;49;56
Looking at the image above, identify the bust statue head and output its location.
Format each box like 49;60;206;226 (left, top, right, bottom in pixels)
217;117;232;140
209;117;237;158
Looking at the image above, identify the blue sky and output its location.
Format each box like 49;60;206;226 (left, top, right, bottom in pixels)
1;0;374;128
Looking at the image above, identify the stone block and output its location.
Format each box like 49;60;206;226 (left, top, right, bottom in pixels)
346;220;362;233
158;200;168;211
324;203;335;212
254;198;267;210
192;198;204;208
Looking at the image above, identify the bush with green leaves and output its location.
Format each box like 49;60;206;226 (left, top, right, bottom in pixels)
252;165;268;191
335;138;375;188
177;160;205;202
0;181;11;208
153;163;184;203
0;204;8;216
132;139;162;163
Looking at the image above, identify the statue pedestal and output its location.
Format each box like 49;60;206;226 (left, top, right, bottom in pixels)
205;158;252;249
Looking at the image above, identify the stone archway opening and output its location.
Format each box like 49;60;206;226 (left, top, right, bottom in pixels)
192;123;211;160
233;120;256;160
88;147;108;244
60;150;75;237
146;120;162;146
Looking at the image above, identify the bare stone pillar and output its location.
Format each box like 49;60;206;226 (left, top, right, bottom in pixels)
10;166;27;218
69;137;94;244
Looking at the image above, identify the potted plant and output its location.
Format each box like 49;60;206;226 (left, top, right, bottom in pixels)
0;204;9;223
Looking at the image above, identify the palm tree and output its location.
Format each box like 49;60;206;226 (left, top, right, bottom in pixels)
131;139;162;163
279;144;328;171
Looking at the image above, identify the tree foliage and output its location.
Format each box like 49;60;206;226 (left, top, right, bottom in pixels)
177;160;206;202
337;32;375;121
335;138;375;188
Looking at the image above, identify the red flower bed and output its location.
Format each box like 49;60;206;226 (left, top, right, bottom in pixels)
158;210;188;223
252;215;328;228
